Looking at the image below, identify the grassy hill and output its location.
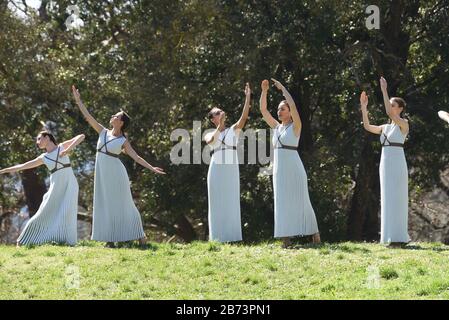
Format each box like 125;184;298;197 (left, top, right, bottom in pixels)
1;241;449;299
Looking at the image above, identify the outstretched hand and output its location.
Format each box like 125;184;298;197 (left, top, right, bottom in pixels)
261;79;269;92
271;78;285;91
72;85;82;104
152;167;166;175
380;77;388;91
360;91;368;109
438;111;449;124
245;82;251;98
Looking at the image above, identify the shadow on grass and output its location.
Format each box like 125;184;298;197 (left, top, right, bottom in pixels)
386;243;449;252
9;239;448;254
21;242;75;250
288;243;372;254
237;238;374;254
107;241;159;251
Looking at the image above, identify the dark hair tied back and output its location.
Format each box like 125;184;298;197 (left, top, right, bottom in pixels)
120;110;131;135
39;131;57;144
391;97;407;118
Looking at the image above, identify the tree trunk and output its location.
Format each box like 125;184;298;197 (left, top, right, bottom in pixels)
38;0;50;22
21;169;47;217
295;82;314;153
347;138;380;240
175;214;197;243
146;214;197;243
287;60;314;153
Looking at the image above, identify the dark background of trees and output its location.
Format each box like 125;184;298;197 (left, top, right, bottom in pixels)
1;0;448;243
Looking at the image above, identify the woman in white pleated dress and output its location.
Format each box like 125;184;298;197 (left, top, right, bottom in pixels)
0;131;85;246
260;79;320;247
360;77;410;245
72;85;165;248
204;83;251;242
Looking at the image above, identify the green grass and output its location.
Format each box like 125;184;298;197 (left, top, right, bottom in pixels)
1;241;449;299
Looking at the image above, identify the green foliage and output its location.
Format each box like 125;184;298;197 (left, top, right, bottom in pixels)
1;1;449;242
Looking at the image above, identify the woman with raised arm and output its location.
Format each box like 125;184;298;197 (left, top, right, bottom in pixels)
360;77;410;245
260;79;320;247
72;85;165;248
0;131;84;246
204;83;251;243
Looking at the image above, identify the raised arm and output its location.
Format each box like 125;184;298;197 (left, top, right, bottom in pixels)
272;78;301;137
0;157;44;175
234;83;251;132
59;134;86;157
438;110;449;123
380;77;409;134
259;80;279;129
123;140;166;175
360;91;383;135
72;85;105;134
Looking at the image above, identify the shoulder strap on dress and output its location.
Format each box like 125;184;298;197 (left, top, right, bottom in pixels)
44;146;63;170
381;125;404;147
381;133;389;146
97;131;125;152
218;127;234;148
276;123;293;147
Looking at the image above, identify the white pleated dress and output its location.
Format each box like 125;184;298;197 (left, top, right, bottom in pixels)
91;129;145;242
207;126;242;242
17;145;78;246
379;123;410;244
272;123;319;238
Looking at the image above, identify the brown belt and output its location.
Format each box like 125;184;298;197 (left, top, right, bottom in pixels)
211;145;237;155
275;145;297;150
50;164;72;174
382;142;404;148
97;150;120;158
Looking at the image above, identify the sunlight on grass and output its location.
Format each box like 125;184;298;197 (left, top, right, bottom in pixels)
0;241;449;299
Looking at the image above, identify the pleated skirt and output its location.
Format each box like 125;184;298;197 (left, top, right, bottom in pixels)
273;149;318;238
380;148;410;244
91;152;145;242
207;152;242;242
17;168;78;246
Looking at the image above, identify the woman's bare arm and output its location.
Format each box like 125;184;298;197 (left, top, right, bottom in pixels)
272;78;302;137
380;77;409;135
438;110;449;123
0;157;44;174
360;91;383;135
234;83;251;132
60;134;86;157
260;80;279;129
123;140;166;175
72;85;105;134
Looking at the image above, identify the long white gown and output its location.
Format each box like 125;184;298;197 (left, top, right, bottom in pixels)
17;145;78;245
272;123;319;238
91;129;145;242
379;123;410;244
207;125;242;242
